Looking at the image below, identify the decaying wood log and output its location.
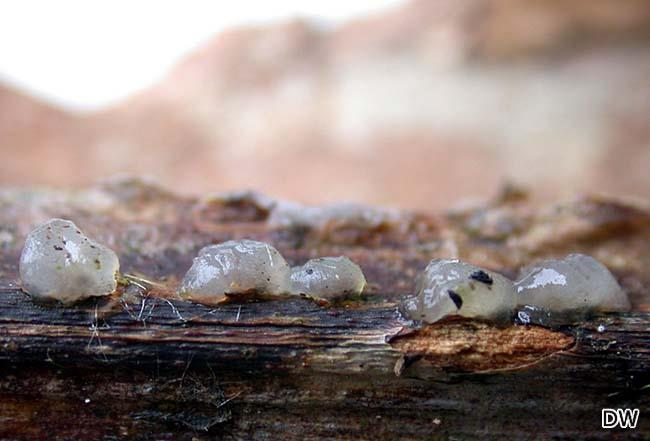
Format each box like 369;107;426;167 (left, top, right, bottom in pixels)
0;179;648;440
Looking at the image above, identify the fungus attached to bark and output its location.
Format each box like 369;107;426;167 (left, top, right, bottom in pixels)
290;256;366;300
19;218;120;304
178;239;292;304
514;253;630;312
268;201;401;230
400;259;516;323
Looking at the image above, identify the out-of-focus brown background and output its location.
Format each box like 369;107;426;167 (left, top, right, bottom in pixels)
1;0;649;210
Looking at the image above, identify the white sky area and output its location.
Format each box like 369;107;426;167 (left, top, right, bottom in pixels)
0;0;401;111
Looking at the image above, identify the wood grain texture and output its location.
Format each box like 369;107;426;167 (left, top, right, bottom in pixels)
0;181;648;440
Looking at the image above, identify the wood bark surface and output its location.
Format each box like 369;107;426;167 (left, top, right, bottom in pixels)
0;180;648;440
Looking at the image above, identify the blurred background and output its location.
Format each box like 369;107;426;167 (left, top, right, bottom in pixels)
1;0;649;210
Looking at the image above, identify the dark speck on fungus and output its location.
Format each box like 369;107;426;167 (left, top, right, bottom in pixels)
470;270;493;285
290;256;366;300
401;254;631;325
399;259;516;323
19;218;120;304
447;290;463;308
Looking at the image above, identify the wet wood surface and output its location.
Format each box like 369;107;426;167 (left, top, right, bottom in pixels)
0;181;649;440
0;288;648;440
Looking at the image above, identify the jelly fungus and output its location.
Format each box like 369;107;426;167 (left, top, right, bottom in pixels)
19;219;119;303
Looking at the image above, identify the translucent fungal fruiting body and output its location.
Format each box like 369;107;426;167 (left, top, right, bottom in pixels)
19;218;120;304
268;201;401;230
290;256;366;300
401;259;516;323
514;253;630;312
179;240;291;304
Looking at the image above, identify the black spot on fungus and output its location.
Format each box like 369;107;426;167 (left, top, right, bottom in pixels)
448;290;463;309
470;270;493;285
306;268;314;275
53;245;63;251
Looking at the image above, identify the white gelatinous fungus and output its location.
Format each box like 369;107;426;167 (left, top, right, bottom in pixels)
290;256;366;299
400;259;516;323
178;239;291;304
514;253;630;312
19;218;120;303
268;201;401;231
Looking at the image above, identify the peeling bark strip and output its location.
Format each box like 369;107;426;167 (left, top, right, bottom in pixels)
0;181;649;439
391;320;575;373
0;290;648;440
0;290;576;375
